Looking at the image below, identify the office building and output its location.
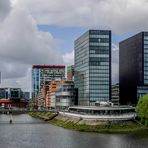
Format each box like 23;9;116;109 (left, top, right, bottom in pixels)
74;30;111;106
32;65;65;99
0;88;28;108
119;32;148;105
0;88;22;100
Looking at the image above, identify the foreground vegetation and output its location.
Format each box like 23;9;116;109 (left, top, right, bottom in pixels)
136;94;148;126
29;112;148;134
50;119;148;134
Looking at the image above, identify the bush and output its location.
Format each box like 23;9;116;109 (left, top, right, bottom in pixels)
136;94;148;126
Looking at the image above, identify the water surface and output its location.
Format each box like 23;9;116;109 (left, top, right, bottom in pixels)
0;114;148;148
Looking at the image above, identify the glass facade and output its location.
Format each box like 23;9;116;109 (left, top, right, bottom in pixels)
144;33;148;84
74;30;111;106
32;65;65;98
0;88;22;100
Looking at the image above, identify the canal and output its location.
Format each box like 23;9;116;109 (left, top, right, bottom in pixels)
0;114;148;148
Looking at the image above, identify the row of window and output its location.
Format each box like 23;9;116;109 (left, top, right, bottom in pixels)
144;54;148;58
144;71;148;75
89;30;110;35
89;90;109;93
89;85;109;89
89;49;109;54
144;45;148;48
89;61;109;69
89;77;109;81
90;81;109;85
144;63;148;66
89;46;109;50
89;35;109;38
90;68;109;72
89;42;109;46
89;38;109;43
89;94;109;97
89;57;109;62
89;72;110;76
90;54;109;58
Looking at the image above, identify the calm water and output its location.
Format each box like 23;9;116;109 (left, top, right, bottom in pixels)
0;114;148;148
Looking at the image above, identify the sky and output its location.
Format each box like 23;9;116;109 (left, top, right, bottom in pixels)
0;0;148;92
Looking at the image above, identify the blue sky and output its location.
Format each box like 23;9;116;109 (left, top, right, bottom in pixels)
38;25;136;51
38;25;86;53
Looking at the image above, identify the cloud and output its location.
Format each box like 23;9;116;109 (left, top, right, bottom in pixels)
1;0;146;90
18;0;148;33
112;44;119;84
63;50;74;65
0;3;62;66
0;1;63;91
0;0;11;21
1;68;31;92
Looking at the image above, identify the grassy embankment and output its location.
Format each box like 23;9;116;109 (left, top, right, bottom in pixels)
29;112;57;121
29;112;148;134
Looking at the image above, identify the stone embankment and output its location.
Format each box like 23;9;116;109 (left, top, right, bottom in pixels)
29;112;148;134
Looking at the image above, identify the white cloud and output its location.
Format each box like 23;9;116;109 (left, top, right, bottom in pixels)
63;50;74;65
18;0;148;33
0;0;63;91
1;68;32;92
112;44;119;84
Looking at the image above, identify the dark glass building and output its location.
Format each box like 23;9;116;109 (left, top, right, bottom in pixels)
74;30;111;106
119;32;148;105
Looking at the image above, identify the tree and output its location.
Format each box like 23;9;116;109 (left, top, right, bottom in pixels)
136;94;148;126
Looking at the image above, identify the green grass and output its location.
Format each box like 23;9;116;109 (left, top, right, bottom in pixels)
49;118;148;134
29;112;148;134
29;112;56;121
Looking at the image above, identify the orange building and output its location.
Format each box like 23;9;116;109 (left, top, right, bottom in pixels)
49;81;61;109
37;80;77;109
37;80;61;109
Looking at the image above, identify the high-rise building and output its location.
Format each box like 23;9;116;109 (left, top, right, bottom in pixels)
67;65;74;81
74;30;111;106
119;32;148;105
32;65;65;99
